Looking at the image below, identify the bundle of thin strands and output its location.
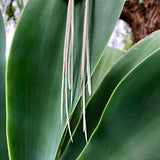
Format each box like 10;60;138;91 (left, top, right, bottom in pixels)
61;0;91;143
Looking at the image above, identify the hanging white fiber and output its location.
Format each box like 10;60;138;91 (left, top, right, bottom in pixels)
61;0;74;142
81;0;91;142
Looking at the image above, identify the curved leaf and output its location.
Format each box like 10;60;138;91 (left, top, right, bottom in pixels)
0;10;8;159
59;47;122;159
6;0;125;160
61;30;160;160
106;30;160;99
78;48;160;159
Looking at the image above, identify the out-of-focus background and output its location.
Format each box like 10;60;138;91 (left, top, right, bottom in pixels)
0;0;28;58
1;0;159;60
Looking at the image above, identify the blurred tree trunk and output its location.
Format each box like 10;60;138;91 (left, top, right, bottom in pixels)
120;0;160;43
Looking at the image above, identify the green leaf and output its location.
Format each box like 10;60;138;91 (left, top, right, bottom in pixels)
0;10;8;159
106;30;160;99
61;30;160;160
59;47;122;159
78;48;160;160
6;0;125;160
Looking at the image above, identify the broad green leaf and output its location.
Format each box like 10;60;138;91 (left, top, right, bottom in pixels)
78;48;160;160
61;30;160;160
105;30;160;99
0;10;8;159
58;47;122;159
6;0;125;160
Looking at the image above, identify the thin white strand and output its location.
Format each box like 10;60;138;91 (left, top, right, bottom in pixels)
81;51;85;81
86;35;91;96
61;0;73;143
67;0;74;90
65;75;73;143
81;0;89;83
70;0;74;106
82;79;88;142
68;38;71;90
65;7;73;141
65;0;73;142
68;0;74;91
81;0;88;129
81;0;88;81
65;40;73;141
81;0;89;142
61;0;72;123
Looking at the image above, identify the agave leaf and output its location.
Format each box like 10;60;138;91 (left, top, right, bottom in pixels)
58;47;122;159
6;0;125;160
78;48;160;160
0;10;8;159
61;30;160;160
105;30;160;99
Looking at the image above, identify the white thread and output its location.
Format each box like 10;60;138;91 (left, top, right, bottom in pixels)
61;0;74;142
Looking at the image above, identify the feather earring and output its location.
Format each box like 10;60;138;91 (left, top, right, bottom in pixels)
81;0;91;142
61;0;74;143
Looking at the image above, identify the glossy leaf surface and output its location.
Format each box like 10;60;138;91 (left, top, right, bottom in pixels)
0;10;8;160
61;30;160;160
60;47;122;160
78;49;160;160
6;0;125;160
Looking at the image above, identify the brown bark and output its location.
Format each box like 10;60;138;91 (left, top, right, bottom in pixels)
120;0;160;43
